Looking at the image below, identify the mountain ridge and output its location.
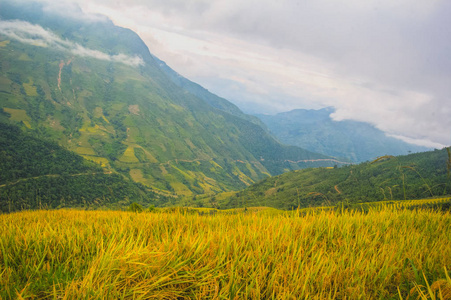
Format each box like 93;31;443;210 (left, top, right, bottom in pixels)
0;0;343;201
256;107;430;162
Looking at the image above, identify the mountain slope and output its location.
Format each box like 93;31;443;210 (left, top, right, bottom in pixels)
221;148;450;210
153;55;266;128
0;1;343;199
256;108;430;162
0;122;165;212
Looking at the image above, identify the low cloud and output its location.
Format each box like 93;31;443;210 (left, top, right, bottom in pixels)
0;19;144;67
92;0;449;148
386;134;445;149
4;0;450;148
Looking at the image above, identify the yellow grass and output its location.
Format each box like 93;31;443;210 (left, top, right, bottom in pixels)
119;146;139;163
81;155;109;167
209;160;223;170
0;40;10;47
361;197;451;209
79;123;101;133
1;207;450;299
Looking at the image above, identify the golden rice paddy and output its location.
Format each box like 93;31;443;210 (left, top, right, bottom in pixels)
1;205;450;299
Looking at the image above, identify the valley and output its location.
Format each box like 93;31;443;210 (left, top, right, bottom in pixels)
0;1;342;207
0;1;449;213
0;0;449;213
0;1;450;299
219;148;451;210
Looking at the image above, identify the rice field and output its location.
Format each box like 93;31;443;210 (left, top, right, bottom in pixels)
1;206;450;299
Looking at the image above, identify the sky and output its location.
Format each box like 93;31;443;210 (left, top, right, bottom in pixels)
5;0;451;148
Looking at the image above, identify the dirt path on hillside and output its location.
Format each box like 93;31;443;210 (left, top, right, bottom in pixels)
284;158;349;165
57;58;73;91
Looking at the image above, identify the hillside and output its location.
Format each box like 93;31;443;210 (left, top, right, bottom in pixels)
0;123;165;212
0;0;343;200
153;55;266;128
221;148;451;210
256;108;430;162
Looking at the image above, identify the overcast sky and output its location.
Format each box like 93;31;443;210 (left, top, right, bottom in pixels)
10;0;451;148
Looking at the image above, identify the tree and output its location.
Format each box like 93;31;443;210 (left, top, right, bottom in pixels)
128;202;143;213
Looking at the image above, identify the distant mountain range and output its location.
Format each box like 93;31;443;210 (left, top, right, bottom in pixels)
0;0;345;209
256;107;430;163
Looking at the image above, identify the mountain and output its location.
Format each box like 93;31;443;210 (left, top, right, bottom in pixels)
220;148;451;210
256;107;430;163
0;1;344;202
0;122;166;212
153;55;266;128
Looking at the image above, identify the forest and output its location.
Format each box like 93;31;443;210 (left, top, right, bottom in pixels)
0;123;167;212
219;149;451;210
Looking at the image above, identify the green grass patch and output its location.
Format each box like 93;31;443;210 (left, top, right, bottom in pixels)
0;76;12;93
23;79;38;96
18;53;32;61
3;107;32;128
130;168;156;187
74;147;96;156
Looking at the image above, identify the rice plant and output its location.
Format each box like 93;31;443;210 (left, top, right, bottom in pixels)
0;206;450;299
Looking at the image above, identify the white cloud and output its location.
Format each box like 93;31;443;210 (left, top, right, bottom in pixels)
0;19;144;67
128;0;450;148
6;0;451;148
387;134;446;149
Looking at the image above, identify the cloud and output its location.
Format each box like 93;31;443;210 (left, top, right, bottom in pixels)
386;134;446;149
6;0;451;148
0;19;144;66
97;0;447;148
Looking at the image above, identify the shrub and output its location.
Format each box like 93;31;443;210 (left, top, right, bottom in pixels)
128;202;143;213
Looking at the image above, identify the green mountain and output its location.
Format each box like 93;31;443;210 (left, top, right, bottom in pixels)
221;148;451;210
0;122;166;212
256;108;430;163
0;1;343;202
153;56;266;128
